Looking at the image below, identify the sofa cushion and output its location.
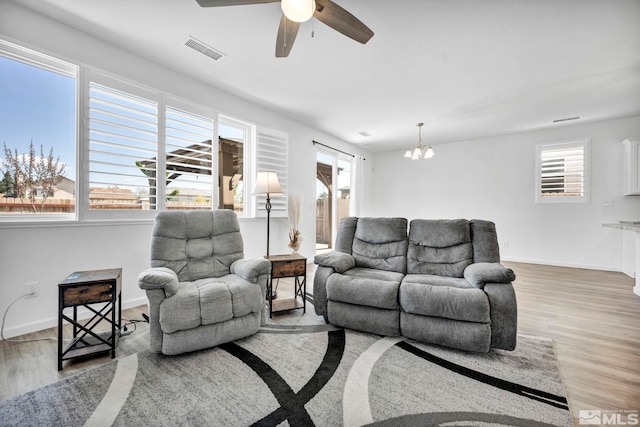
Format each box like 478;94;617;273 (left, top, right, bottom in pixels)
399;280;490;323
159;282;203;333
328;301;400;336
470;220;501;263
352;217;408;274
217;274;264;318
343;267;405;283
407;219;473;277
327;271;400;310
401;313;491;353
402;274;471;289
151;210;244;282
159;275;261;334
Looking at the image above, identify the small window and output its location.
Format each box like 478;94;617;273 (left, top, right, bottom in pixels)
219;117;251;214
0;40;77;218
536;139;590;203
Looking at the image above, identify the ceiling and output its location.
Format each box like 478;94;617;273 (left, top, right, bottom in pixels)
14;0;640;153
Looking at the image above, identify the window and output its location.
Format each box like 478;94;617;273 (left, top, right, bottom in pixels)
219;116;253;216
165;104;214;211
87;79;158;216
1;39;286;223
0;40;77;218
87;74;219;218
315;149;351;250
536;139;590;203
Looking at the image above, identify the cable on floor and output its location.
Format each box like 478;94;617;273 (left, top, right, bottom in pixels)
1;294;57;342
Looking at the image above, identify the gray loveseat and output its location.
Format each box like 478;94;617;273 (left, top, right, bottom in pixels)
313;217;517;352
138;210;271;355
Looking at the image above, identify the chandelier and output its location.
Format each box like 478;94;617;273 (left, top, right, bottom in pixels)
404;122;434;160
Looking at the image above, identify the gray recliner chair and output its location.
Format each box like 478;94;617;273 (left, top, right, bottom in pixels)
314;217;517;352
138;210;271;355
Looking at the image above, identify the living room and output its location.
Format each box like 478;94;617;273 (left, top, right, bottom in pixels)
1;1;639;426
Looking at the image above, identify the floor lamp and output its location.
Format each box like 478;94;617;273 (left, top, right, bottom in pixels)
254;171;283;258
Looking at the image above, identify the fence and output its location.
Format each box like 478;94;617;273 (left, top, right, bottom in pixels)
316;198;350;247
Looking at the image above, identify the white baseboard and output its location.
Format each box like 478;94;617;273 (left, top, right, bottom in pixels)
501;257;622;273
1;296;148;340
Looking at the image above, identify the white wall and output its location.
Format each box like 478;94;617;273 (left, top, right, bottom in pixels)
0;2;373;337
371;115;640;271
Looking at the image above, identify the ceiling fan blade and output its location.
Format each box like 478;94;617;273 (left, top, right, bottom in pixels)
276;15;300;58
313;0;373;44
196;0;278;7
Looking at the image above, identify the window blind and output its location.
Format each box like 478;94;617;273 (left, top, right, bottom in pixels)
165;106;214;210
256;127;288;217
540;146;584;196
536;139;589;203
88;82;158;210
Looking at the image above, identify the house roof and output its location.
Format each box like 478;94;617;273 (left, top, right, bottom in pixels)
89;188;137;201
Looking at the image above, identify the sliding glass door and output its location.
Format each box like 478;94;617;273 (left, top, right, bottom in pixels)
316;150;352;253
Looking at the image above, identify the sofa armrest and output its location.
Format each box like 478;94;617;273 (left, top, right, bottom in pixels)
231;258;272;283
314;252;356;273
138;267;180;297
464;262;516;289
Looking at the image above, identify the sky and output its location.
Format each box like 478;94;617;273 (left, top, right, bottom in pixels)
0;55;76;179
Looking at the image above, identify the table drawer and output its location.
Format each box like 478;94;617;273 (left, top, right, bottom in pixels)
63;282;113;306
271;260;305;278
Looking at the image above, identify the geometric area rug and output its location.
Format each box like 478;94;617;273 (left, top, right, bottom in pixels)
0;313;572;426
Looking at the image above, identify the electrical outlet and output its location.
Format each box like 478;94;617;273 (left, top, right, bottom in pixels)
603;200;614;208
24;282;39;298
503;241;510;249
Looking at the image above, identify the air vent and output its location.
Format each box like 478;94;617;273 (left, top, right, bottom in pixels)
358;131;371;137
185;36;226;61
553;116;581;123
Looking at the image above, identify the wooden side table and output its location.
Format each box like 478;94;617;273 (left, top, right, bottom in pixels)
58;268;122;370
266;254;307;318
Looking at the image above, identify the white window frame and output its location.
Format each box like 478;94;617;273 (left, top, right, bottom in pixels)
316;147;353;248
535;138;590;204
81;70;161;221
0;39;79;222
219;114;255;218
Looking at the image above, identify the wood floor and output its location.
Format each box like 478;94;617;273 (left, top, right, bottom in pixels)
506;261;640;425
1;262;639;426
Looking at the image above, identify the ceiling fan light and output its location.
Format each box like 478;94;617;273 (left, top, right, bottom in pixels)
281;0;316;23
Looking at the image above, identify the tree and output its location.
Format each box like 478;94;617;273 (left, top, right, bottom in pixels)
1;141;66;213
0;171;14;195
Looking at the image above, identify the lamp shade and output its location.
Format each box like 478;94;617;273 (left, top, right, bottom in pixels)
281;0;316;22
424;146;435;158
254;171;283;195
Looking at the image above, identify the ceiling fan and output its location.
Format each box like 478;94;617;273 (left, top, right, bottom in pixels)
195;0;374;57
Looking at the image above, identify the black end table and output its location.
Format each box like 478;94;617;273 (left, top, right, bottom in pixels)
58;268;122;370
265;254;307;318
